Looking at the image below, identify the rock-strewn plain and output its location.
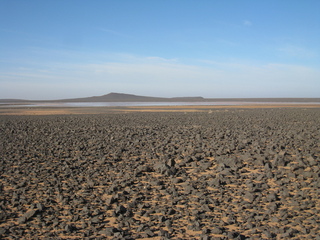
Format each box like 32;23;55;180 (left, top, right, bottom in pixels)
0;108;319;239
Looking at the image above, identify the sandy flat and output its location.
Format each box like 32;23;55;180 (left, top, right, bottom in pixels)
0;104;319;115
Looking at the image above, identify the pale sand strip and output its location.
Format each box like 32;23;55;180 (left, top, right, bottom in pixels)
0;104;319;115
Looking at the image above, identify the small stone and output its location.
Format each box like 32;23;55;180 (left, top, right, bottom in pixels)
160;229;170;237
0;227;6;235
144;229;154;237
90;216;100;224
18;210;37;224
266;192;277;202
211;227;223;234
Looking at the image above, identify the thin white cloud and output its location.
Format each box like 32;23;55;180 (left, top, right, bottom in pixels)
278;45;317;58
145;56;178;63
1;54;320;99
97;27;131;38
243;20;252;26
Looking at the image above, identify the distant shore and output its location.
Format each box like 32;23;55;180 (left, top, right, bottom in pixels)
1;103;320;115
1;92;320;104
1;93;320;115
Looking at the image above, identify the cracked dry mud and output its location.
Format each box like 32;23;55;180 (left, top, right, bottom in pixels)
0;108;319;239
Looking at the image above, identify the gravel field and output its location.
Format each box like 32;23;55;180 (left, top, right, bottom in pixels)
0;108;320;239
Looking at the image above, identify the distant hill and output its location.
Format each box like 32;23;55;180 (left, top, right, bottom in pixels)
57;92;169;102
0;93;206;103
0;99;27;103
53;92;206;102
1;92;320;103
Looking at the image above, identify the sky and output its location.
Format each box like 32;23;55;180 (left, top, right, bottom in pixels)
1;0;320;100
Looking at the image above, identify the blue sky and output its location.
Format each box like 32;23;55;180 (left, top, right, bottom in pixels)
1;0;319;99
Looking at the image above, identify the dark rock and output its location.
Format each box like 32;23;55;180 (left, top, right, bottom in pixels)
211;226;223;234
99;227;118;236
244;192;255;203
266;192;278;202
160;229;170;237
90;216;100;224
18;209;37;224
36;203;44;212
208;178;224;187
0;227;6;235
167;159;176;167
144;228;155;237
64;224;76;233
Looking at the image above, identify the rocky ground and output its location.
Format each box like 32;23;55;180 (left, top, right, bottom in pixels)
0;108;319;239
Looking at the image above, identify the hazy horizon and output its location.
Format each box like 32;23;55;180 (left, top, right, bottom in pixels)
2;92;320;103
1;1;320;100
